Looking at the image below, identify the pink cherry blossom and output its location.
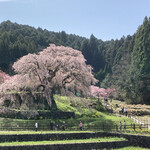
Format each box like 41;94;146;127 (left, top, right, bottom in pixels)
0;70;11;84
91;85;117;99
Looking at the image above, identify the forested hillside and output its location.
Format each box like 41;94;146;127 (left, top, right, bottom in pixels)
0;17;150;104
102;16;150;104
0;20;105;74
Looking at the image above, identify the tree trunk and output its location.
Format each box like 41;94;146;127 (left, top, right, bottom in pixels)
44;87;57;110
50;92;57;110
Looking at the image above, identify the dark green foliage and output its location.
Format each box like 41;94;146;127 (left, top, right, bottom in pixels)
89;35;105;72
103;16;150;104
0;21;49;72
94;69;105;83
96;100;106;112
126;17;150;104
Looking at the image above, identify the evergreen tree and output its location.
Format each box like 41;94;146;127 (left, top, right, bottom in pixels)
128;16;150;103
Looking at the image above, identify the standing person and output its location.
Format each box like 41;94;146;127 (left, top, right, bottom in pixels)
50;121;54;130
124;120;126;130
35;122;38;132
119;121;122;131
125;108;128;116
105;98;108;103
124;108;128;116
62;121;65;131
79;121;83;131
124;108;126;116
122;107;124;115
133;123;136;131
54;122;58;131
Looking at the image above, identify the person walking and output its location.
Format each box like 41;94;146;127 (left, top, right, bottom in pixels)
35;122;38;132
54;122;58;131
79;121;83;131
122;107;124;115
119;121;122;131
124;120;126;130
124;108;128;116
50;121;54;130
133;123;136;131
62;121;65;131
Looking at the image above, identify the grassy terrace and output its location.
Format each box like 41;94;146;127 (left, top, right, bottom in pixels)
0;131;93;135
0;137;126;146
116;147;148;150
0;130;149;137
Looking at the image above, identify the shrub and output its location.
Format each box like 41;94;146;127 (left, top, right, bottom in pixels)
96;100;106;112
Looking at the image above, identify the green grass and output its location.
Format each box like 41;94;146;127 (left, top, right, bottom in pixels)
54;95;135;127
115;146;148;150
0;130;93;135
0;137;126;146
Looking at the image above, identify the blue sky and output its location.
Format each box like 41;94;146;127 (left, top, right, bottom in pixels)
0;0;150;41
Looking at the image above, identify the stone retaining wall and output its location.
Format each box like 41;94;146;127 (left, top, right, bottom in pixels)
0;132;120;143
0;141;129;150
122;134;150;148
0;109;75;119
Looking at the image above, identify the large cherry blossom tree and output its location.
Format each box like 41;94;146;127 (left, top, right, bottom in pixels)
0;44;97;110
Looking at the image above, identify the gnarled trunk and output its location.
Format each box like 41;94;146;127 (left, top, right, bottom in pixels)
44;87;57;110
